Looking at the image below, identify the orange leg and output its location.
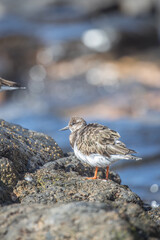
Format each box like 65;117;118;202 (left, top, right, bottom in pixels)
106;166;109;180
86;167;98;180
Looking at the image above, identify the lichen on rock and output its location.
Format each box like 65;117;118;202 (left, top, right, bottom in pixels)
0;119;63;202
13;154;142;206
0;120;159;239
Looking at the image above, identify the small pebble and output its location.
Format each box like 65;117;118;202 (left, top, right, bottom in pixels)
25;175;33;182
151;200;159;208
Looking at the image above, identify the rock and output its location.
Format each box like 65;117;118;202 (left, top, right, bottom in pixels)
0;120;159;239
14;153;142;206
0;201;159;240
148;207;160;226
0;181;11;204
0;119;63;200
0;157;20;189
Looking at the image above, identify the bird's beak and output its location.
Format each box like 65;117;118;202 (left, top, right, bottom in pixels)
59;125;69;131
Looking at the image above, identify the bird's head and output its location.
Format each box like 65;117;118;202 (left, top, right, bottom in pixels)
60;117;87;132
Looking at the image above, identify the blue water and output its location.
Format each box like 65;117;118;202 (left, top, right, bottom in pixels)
117;159;160;204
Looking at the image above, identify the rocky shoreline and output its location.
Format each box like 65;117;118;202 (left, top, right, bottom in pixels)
0;120;159;239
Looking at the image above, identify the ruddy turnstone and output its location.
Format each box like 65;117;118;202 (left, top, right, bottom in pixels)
60;117;142;180
0;77;25;92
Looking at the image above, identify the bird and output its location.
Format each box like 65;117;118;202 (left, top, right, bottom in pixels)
0;77;25;92
60;117;142;180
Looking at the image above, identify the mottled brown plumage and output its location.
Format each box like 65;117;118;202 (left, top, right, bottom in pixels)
60;117;141;180
0;77;18;87
69;120;135;157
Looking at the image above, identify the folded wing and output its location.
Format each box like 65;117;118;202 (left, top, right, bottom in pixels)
0;77;19;87
77;123;136;157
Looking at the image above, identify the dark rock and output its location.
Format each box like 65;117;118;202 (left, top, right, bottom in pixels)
0;119;63;200
0;157;20;189
0;120;159;239
14;154;142;206
0;202;159;240
148;207;160;226
0;181;11;204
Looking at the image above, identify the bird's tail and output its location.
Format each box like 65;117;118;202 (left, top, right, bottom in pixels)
125;155;142;161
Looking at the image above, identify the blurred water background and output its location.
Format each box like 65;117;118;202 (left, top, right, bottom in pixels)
0;0;160;206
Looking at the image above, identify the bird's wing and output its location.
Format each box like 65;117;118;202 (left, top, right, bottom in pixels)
76;123;136;157
0;77;19;87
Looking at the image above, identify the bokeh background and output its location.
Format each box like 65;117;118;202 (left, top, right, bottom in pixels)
0;0;160;206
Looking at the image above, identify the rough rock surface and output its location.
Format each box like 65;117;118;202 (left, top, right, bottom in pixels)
0;181;11;204
0;121;160;239
0;202;159;240
0;119;63;202
13;153;142;206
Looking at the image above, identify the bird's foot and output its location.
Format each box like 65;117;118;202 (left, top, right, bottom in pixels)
85;176;98;180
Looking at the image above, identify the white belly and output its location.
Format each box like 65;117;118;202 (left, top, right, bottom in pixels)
74;143;111;167
74;143;135;167
74;143;128;167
